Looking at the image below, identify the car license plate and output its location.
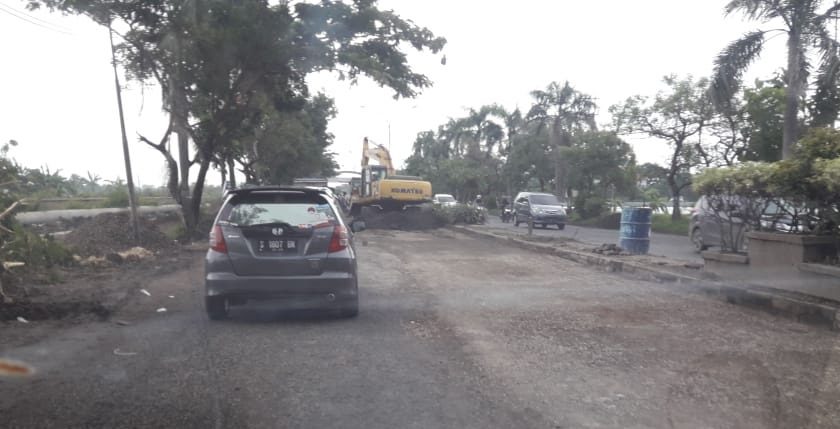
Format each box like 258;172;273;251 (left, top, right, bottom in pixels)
257;239;296;253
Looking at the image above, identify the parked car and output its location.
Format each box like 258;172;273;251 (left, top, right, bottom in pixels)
512;192;567;229
689;196;812;253
205;186;362;320
432;193;458;208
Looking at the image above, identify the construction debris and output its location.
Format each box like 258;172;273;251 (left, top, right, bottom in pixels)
590;243;628;256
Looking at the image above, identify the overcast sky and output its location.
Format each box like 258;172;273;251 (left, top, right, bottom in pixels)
0;0;789;186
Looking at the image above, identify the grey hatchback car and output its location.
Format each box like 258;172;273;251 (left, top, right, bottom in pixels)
204;186;359;319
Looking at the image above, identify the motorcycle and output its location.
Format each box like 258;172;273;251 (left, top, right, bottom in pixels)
468;201;488;224
501;207;513;223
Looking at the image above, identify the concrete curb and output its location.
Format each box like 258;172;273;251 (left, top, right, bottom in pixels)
449;225;840;331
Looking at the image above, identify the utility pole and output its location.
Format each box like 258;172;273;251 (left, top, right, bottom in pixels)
388;122;391;153
108;20;140;243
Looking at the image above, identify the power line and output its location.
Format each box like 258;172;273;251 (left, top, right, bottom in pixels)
0;0;72;31
0;2;73;35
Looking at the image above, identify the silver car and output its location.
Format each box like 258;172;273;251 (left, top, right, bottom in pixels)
204;186;361;319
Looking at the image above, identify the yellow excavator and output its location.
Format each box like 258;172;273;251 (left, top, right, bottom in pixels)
350;137;432;215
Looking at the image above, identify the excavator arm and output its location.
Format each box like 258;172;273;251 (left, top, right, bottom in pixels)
362;137;395;176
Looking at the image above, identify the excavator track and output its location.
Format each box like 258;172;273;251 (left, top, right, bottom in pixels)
354;203;440;230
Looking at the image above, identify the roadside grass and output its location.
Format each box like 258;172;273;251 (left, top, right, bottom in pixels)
651;214;689;236
567;212;689;236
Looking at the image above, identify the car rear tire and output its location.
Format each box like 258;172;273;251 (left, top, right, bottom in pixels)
338;298;359;318
513;214;519;227
691;228;708;253
557;223;565;230
206;296;229;320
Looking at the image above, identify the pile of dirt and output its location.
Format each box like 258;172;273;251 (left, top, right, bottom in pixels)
359;209;446;231
63;213;176;257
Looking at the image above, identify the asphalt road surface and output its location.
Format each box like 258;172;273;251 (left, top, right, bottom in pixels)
2;230;838;428
482;216;702;262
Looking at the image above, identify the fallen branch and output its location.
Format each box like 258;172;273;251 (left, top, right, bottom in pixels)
0;200;20;221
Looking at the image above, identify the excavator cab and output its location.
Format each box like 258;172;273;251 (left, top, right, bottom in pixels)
360;165;388;198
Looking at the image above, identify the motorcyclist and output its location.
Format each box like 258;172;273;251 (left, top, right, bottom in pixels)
474;194;483;207
499;197;509;211
499;197;511;222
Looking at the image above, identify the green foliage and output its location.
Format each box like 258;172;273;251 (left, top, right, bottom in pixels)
30;0;445;237
573;195;607;220
432;205;485;225
239;94;339;185
527;81;598;195
695;128;840;243
406;86;634;206
742;82;784;162
694;162;776;201
562;131;636;198
611;75;712;219
711;1;840;154
5;225;75;270
694;162;778;251
651;214;690;236
100;188;129;208
641;189;669;213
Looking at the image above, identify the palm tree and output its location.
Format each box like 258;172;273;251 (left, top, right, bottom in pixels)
711;0;840;159
526;81;597;197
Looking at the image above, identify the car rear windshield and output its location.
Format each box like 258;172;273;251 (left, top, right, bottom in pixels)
529;194;560;205
438;195;455;202
223;193;337;227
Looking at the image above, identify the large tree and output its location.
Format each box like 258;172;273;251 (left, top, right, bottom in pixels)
560;131;636;201
235;94;339;185
30;0;445;236
526;81;597;198
612;75;712;220
710;0;840;159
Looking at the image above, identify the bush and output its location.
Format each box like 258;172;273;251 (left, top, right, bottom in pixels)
2;225;75;285
432;204;485;224
100;188;129;208
694;128;840;245
574;195;606;219
694;162;777;251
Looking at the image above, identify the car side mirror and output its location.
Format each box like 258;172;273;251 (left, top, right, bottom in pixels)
350;220;366;233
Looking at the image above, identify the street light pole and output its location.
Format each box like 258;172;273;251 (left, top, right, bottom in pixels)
108;20;140;243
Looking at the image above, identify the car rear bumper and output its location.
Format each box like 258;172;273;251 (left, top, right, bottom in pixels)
205;271;357;302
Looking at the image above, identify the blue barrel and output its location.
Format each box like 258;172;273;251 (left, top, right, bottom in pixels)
619;207;652;255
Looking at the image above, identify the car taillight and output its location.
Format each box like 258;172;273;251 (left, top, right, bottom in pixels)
209;225;227;253
328;225;349;253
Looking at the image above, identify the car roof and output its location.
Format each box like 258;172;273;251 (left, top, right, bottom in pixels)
516;192;554;197
225;185;334;198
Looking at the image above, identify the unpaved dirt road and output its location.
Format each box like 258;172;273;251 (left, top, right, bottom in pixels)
1;230;839;428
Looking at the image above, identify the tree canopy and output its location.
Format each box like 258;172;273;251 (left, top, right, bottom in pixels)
29;0;446;235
